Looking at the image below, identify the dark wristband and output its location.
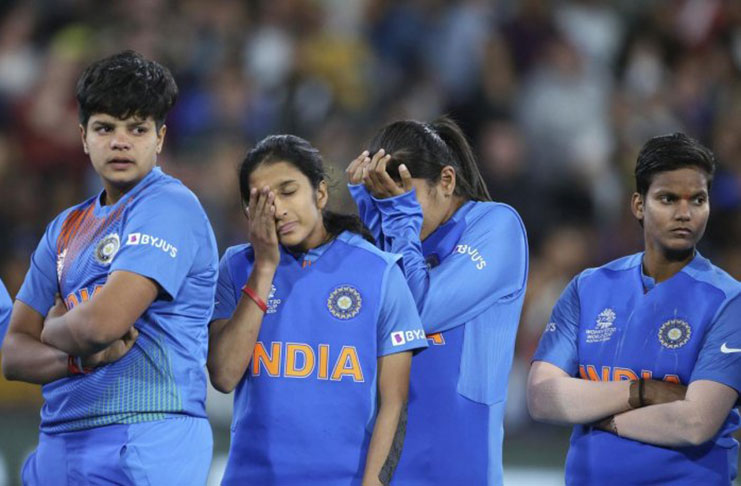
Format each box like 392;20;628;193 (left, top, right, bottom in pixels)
629;378;645;409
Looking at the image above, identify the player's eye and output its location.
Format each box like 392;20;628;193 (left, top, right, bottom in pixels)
692;196;707;205
658;194;675;203
282;190;296;196
94;125;112;133
132;126;148;134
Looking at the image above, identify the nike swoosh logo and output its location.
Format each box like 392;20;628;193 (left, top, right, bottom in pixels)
720;343;741;354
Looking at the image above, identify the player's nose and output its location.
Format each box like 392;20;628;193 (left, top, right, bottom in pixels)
110;130;131;150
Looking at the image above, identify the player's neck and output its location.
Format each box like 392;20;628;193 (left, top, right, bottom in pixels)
100;181;137;206
642;247;695;283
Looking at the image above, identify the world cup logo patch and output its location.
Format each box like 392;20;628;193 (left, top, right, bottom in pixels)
327;285;362;320
94;233;120;265
658;319;691;349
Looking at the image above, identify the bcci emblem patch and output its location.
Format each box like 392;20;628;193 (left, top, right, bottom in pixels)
94;233;120;265
327;285;362;320
658;319;691;349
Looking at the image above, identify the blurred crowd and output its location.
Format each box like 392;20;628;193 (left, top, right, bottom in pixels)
1;0;740;431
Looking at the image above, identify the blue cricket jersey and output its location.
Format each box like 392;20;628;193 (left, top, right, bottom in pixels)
16;167;218;433
0;278;11;348
349;185;529;485
534;252;741;485
212;231;428;486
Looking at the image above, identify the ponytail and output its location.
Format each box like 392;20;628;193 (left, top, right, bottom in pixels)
431;116;492;202
323;210;375;244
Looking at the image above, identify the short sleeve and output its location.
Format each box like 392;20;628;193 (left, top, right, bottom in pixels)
211;251;241;322
532;276;581;376
690;294;741;394
111;189;199;299
16;221;60;317
376;262;428;356
0;279;12;348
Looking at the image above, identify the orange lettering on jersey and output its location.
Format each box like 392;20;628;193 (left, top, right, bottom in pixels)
663;374;680;384
427;333;445;345
252;342;281;377
79;288;90;302
92;285;103;297
331;346;364;382
66;293;80;309
317;344;330;380
285;343;315;378
579;364;601;381
613;367;638;381
641;370;653;380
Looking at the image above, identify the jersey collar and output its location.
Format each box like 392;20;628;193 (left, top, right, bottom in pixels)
93;166;163;217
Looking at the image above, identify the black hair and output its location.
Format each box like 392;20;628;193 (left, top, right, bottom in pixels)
76;50;178;129
368;115;491;201
239;134;375;244
635;132;715;195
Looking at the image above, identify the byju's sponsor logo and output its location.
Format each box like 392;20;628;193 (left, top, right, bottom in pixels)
391;329;425;347
454;244;487;270
125;232;178;258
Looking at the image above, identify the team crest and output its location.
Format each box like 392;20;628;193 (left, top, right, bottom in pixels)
658;319;691;349
586;308;618;343
94;233;120;265
327;285;362;320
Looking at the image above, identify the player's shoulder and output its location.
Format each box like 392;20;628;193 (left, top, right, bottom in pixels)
221;243;254;265
464;201;526;236
682;253;741;300
131;168;204;212
576;253;642;283
465;201;523;224
335;231;400;267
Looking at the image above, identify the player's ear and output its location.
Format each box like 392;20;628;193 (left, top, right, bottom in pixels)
316;180;328;210
631;192;644;222
156;124;167;154
439;165;456;197
80;124;89;154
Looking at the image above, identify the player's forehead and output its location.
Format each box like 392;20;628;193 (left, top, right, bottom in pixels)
249;160;309;190
86;113;156;126
647;167;709;194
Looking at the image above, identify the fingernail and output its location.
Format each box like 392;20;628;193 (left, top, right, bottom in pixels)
362;150;369;155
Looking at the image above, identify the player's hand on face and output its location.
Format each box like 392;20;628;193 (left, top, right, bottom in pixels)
642;379;687;406
82;326;139;368
346;150;370;185
362;149;412;199
44;294;67;323
246;186;280;269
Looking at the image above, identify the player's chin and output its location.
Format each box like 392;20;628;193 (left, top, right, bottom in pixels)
661;238;697;255
278;232;304;249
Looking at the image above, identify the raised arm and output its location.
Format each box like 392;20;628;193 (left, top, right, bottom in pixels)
207;187;279;393
347;151;383;246
376;194;527;333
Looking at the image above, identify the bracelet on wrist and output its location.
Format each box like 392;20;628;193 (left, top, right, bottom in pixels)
242;285;268;313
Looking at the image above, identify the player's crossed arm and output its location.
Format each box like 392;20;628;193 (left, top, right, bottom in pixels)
2;293;139;384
